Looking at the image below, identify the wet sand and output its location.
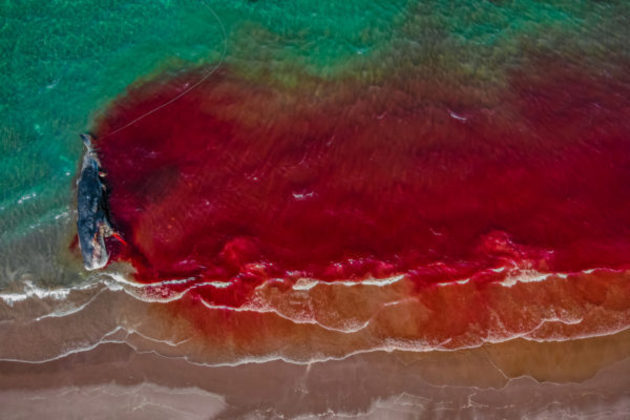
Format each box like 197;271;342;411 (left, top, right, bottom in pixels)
1;326;629;418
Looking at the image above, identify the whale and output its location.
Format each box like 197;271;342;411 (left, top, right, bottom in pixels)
76;133;114;270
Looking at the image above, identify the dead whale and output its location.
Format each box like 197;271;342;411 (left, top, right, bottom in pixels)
77;133;116;270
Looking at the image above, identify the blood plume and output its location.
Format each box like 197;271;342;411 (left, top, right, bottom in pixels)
94;59;630;308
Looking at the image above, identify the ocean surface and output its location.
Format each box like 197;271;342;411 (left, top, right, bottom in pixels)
2;1;630;418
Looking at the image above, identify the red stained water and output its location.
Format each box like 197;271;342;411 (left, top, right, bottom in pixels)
94;59;630;307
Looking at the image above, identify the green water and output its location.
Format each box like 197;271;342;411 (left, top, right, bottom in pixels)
0;0;413;243
0;0;624;246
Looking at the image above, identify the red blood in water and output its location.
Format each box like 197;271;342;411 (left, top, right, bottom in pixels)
94;60;630;306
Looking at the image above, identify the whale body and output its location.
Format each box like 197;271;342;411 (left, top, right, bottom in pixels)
77;133;112;270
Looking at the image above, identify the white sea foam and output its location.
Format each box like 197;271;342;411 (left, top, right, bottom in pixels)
292;274;405;291
1;280;75;306
500;270;551;287
16;192;37;205
1;265;628;366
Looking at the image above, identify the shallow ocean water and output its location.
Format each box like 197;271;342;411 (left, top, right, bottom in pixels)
2;0;630;418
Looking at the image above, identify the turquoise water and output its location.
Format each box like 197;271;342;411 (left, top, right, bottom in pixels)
0;0;411;246
1;0;626;248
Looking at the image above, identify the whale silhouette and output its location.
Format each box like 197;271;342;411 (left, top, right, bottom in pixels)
76;133;114;270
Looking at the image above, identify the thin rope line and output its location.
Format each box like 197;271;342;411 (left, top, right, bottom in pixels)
101;0;228;140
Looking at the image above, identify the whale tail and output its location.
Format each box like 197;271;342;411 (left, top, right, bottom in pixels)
80;133;95;150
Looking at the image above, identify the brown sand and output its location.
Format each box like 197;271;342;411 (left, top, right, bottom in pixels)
1;329;629;418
